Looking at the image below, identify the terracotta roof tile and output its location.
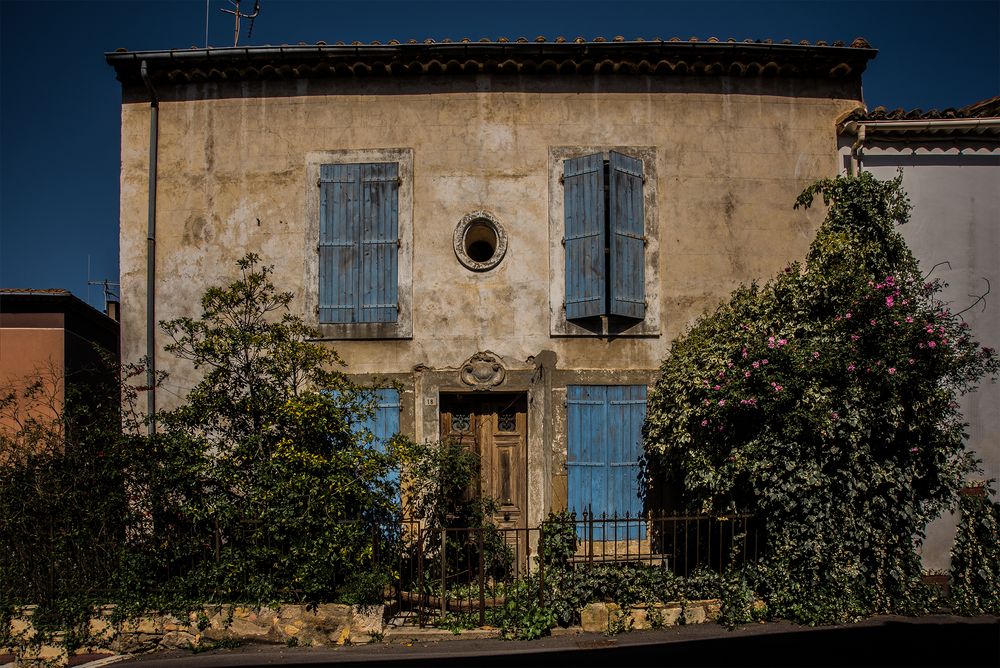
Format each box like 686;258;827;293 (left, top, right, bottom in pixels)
845;95;1000;122
107;36;877;86
0;288;72;296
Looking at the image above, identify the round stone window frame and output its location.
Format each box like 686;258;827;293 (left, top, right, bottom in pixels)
453;210;508;272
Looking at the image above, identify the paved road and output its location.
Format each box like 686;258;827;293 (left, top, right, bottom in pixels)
118;615;999;668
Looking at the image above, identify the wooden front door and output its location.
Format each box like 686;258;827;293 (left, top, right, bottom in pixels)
440;394;527;530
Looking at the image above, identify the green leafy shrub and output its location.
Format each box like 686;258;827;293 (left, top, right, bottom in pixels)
539;511;577;570
0;354;143;644
494;576;556;640
0;254;406;641
643;172;999;624
950;483;1000;615
130;254;401;605
401;438;512;584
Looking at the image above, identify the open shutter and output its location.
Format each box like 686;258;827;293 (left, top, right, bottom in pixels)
567;385;609;539
359;163;399;323
607;385;647;539
563;154;605;319
319;164;361;323
608;151;645;319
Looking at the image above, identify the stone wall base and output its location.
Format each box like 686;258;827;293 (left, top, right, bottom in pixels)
579;599;722;633
4;603;384;667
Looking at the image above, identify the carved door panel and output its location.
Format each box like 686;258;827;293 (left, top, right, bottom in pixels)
440;394;527;531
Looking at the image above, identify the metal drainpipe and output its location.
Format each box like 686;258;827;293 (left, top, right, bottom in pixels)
850;123;866;175
140;60;159;434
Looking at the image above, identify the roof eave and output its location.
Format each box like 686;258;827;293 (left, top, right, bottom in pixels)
105;40;877;86
841;117;1000;139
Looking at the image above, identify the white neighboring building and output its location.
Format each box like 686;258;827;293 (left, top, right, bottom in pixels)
839;96;1000;571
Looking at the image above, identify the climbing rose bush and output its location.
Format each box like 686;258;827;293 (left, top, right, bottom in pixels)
643;172;998;623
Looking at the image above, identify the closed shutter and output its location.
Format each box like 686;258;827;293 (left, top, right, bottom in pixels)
567;385;609;539
360;163;399;323
608;151;645;319
358;388;402;500
319;162;398;324
607;385;647;539
567;385;647;540
319;164;361;323
563;153;605;320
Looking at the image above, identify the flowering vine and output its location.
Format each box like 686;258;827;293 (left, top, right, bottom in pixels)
643;172;998;623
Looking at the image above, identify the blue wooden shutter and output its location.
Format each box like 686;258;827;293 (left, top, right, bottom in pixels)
563;154;605;319
319;164;361;323
606;385;647;539
357;388;402;500
567;385;647;540
567;385;609;539
359;163;399;323
608;151;646;319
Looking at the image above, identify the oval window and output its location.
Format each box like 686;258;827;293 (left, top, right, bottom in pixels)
454;210;507;272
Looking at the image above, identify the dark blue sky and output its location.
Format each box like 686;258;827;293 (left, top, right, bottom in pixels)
1;0;998;311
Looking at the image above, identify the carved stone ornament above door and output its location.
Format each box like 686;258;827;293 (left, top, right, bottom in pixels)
460;351;506;390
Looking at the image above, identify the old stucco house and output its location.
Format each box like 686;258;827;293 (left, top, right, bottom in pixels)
839;96;1000;569
107;36;876;534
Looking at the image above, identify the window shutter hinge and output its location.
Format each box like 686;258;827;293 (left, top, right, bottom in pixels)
561;238;566;246
642;236;648;245
316;179;322;187
559;174;565;185
316;245;320;253
642;175;647;184
397;239;401;248
314;305;319;314
396;177;402;186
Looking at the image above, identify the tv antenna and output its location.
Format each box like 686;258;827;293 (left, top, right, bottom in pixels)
87;255;120;312
221;0;260;47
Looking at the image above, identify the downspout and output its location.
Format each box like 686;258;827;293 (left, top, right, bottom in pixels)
850;122;866;175
140;60;159;434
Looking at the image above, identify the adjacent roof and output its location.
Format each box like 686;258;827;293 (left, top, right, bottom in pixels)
106;36;876;86
843;94;1000;122
0;288;73;297
840;95;1000;140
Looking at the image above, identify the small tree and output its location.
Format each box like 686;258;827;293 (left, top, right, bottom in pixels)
144;254;399;603
643;172;998;623
401;439;512;581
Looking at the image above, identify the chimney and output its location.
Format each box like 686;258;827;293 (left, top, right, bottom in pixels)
106;299;120;322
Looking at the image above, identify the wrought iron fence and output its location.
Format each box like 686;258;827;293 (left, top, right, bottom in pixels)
565;510;761;575
5;511;759;628
388;511;761;627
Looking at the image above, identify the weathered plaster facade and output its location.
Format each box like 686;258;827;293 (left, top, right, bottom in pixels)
110;40;871;529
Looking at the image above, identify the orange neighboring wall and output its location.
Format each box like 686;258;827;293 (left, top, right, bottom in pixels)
0;290;120;441
0;318;65;435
